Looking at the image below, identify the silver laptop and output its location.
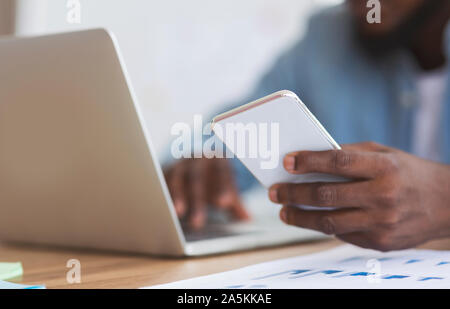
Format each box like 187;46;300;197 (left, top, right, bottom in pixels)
0;29;324;256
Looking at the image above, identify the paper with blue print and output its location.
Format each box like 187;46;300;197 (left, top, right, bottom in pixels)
147;245;450;289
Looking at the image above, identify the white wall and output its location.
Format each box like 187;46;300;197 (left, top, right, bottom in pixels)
14;0;343;158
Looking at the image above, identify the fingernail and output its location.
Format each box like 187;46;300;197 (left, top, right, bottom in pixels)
269;187;278;203
217;191;233;207
280;207;288;223
284;155;296;172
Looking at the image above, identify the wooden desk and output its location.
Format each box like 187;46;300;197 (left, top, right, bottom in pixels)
1;238;450;289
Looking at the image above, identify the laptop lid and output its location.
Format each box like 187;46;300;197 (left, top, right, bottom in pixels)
0;29;185;256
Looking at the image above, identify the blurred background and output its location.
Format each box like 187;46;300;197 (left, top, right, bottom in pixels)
0;0;343;159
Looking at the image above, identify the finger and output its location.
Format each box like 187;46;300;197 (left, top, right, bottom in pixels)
283;149;390;179
269;181;372;208
336;232;374;250
187;160;207;230
341;142;385;152
212;186;251;220
167;162;187;217
280;206;370;235
225;196;249;221
210;159;236;209
210;159;250;220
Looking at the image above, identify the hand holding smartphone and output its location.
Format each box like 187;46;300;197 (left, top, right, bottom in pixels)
212;90;346;188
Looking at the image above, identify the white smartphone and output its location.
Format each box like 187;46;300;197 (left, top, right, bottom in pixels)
212;90;346;189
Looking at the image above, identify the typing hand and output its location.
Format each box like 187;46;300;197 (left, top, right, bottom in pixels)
269;142;450;251
164;157;249;230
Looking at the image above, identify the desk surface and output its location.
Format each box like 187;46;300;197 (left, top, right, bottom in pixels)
1;238;450;288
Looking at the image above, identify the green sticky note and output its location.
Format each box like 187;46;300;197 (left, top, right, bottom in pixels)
0;262;23;280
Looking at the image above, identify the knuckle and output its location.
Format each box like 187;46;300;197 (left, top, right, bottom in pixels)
332;150;352;170
384;154;400;174
276;184;295;204
315;185;336;205
300;152;316;169
317;216;336;235
378;186;400;207
366;141;379;148
379;210;401;227
366;141;390;152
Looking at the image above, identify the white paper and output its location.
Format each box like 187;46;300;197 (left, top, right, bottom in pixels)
146;245;450;289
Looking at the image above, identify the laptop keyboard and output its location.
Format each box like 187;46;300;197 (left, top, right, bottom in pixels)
183;224;244;242
181;207;277;242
